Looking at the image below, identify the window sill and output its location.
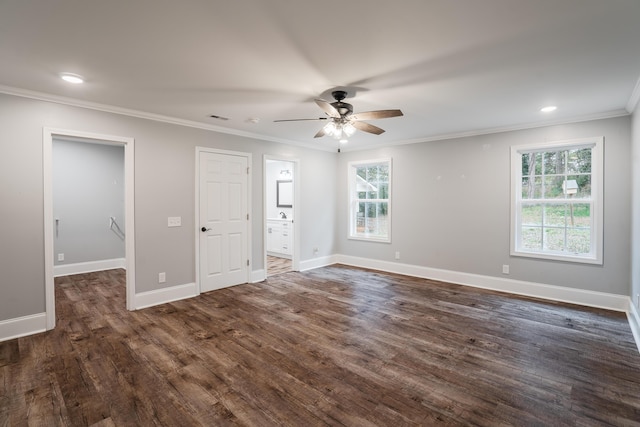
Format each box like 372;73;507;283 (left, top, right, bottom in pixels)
348;235;391;243
510;249;602;265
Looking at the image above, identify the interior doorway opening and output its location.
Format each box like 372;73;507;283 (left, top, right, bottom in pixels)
44;128;135;330
264;157;299;277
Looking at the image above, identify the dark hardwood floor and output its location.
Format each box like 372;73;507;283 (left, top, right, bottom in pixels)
2;265;640;426
267;255;292;276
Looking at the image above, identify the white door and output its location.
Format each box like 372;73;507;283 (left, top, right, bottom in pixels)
199;151;249;292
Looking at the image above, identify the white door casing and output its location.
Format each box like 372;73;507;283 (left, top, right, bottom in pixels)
263;155;300;277
43;128;136;329
198;149;250;292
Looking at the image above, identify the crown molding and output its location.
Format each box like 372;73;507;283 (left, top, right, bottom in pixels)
626;74;640;114
0;84;630;154
338;109;630;152
0;84;337;153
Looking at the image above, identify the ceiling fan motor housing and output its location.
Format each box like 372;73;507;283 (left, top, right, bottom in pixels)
330;90;352;117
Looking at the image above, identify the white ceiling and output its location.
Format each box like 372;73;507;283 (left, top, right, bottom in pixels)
1;0;640;151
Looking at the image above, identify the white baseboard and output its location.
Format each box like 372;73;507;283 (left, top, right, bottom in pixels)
335;255;629;312
251;269;267;283
299;255;338;272
628;303;640;353
0;312;47;343
54;258;126;277
134;282;198;310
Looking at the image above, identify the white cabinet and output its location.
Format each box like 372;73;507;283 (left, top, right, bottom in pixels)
267;219;292;257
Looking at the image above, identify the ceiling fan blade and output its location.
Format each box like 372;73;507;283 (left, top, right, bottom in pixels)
350;109;403;121
352;121;385;135
274;117;328;122
315;99;341;118
314;127;328;138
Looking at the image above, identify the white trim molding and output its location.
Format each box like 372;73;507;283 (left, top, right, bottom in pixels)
336;255;629;312
626;74;640;114
0;313;47;343
628;303;640;353
43;128;136;330
251;269;267;283
54;258;126;277
134;282;198;310
299;255;339;272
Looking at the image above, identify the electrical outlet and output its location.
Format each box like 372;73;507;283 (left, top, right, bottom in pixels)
167;216;181;227
58;253;64;262
158;272;166;283
502;264;510;274
313;247;319;255
395;251;400;260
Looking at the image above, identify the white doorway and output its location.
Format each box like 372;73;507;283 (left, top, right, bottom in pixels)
43;128;136;330
264;156;299;276
196;148;252;292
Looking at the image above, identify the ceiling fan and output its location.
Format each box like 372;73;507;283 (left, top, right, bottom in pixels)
274;90;403;140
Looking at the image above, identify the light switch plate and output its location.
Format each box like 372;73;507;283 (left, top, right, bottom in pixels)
168;216;181;227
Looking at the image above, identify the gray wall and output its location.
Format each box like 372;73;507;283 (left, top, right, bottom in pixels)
0;93;337;321
632;109;640;310
265;160;294;220
0;90;633;324
337;116;632;296
53;139;125;265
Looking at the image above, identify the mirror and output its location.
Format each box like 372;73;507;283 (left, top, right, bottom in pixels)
277;180;293;207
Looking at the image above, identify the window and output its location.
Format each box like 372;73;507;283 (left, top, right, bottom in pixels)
511;137;603;264
349;159;391;242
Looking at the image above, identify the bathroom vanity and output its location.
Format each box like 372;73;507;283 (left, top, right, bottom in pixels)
266;219;293;258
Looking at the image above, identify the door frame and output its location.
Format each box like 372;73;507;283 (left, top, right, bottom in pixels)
263;155;300;275
195;147;252;293
43;127;136;329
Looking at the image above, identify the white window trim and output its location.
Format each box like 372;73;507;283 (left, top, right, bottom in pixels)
348;158;392;243
510;137;604;265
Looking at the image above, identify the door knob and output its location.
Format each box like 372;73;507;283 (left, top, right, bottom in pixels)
201;226;211;232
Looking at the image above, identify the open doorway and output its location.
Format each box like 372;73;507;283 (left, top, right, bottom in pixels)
43;128;135;330
264;156;299;277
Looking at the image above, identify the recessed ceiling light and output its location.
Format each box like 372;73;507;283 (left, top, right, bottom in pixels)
540;105;557;113
60;73;84;84
339;139;348;144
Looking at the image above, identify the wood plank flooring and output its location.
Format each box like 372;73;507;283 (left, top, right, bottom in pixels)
2;265;640;426
267;255;292;276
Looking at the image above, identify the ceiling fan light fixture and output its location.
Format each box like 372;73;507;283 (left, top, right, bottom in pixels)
333;127;343;139
343;122;356;137
323;121;336;135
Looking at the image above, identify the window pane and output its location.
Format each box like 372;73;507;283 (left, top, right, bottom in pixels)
531;177;542;198
543;176;564;198
544;204;567;226
569;203;591;227
521;227;542;250
566;228;591;254
521;204;542;226
378;183;389;199
544;228;565;251
567;148;591;174
570;175;591;198
544;151;565;175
